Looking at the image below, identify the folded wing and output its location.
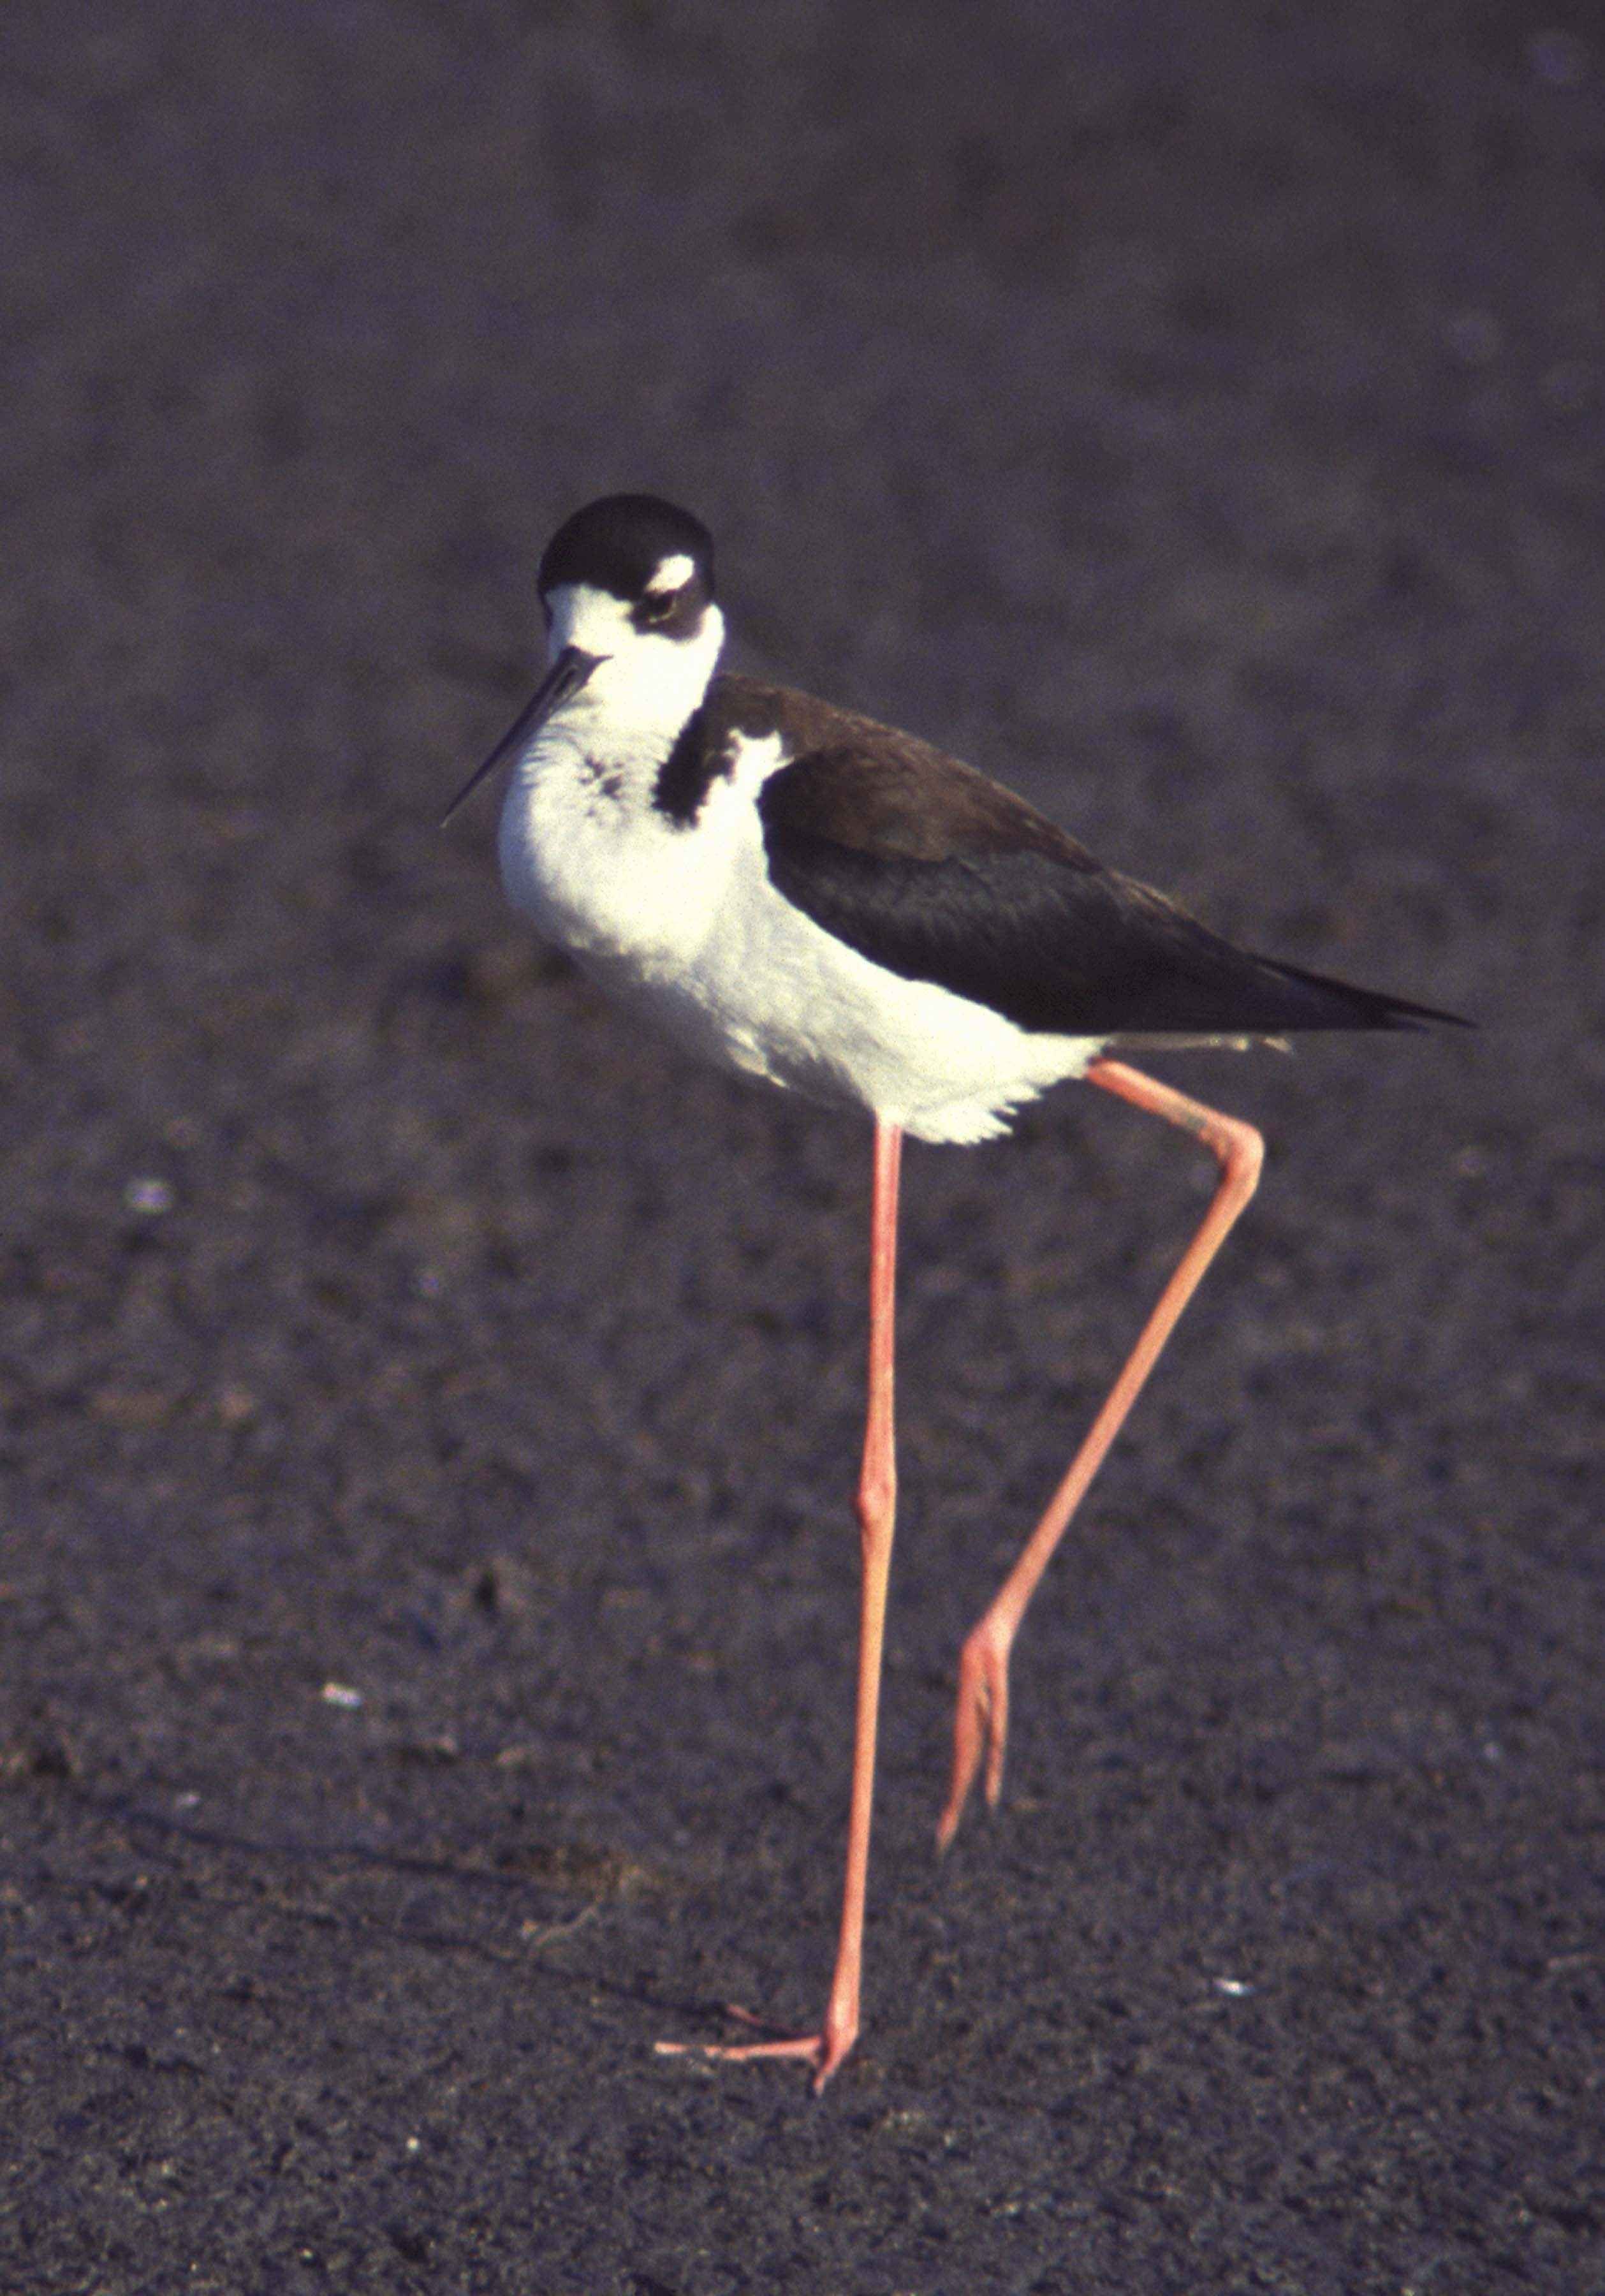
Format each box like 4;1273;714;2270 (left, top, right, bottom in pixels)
756;732;1467;1040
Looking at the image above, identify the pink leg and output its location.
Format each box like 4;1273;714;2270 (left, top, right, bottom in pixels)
658;1119;904;2091
937;1060;1264;1851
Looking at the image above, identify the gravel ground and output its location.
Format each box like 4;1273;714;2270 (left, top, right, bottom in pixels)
3;4;1602;2290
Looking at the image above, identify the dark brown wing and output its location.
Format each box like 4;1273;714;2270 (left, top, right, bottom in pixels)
744;697;1467;1039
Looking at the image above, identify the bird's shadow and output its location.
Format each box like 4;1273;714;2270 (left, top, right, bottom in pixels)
18;1776;703;2021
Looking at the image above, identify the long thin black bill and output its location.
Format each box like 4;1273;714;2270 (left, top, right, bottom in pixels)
440;646;603;825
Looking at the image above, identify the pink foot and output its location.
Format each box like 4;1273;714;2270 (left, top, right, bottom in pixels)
656;2003;857;2093
935;1622;1012;1852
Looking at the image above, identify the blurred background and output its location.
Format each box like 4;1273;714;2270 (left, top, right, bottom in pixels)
3;4;1601;2290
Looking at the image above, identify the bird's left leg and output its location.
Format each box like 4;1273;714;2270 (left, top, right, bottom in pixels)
937;1060;1263;1850
657;1119;904;2091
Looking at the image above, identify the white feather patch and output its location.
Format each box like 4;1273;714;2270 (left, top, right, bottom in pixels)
647;553;695;594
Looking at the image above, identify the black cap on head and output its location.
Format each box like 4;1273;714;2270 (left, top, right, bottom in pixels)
538;494;715;605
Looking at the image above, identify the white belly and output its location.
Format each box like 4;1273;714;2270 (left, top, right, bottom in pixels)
497;732;1103;1144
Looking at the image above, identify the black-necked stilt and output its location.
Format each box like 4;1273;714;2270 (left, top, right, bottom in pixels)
444;492;1467;2090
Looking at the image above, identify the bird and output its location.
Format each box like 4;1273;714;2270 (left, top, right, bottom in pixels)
443;491;1468;2091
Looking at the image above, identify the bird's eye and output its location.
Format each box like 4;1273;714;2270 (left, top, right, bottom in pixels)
640;590;677;625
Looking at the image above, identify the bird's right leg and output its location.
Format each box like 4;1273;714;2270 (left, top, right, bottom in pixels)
937;1060;1263;1850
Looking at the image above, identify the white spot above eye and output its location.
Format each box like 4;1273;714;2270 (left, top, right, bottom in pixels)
647;553;694;594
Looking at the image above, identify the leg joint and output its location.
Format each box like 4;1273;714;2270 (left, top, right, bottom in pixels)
856;1469;897;1538
1213;1114;1264;1197
1088;1059;1264;1195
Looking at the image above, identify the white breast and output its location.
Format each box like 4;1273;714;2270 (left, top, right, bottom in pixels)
500;726;1104;1144
499;719;722;971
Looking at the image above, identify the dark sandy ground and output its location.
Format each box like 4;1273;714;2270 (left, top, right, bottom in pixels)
3;3;1602;2289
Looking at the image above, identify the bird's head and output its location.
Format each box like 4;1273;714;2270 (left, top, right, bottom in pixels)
444;494;722;823
538;492;719;673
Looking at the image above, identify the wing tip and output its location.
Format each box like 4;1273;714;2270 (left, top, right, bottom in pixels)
1375;997;1476;1033
1263;954;1475;1035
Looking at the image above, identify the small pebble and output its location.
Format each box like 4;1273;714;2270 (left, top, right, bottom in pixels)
1528;31;1590;87
124;1176;175;1216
